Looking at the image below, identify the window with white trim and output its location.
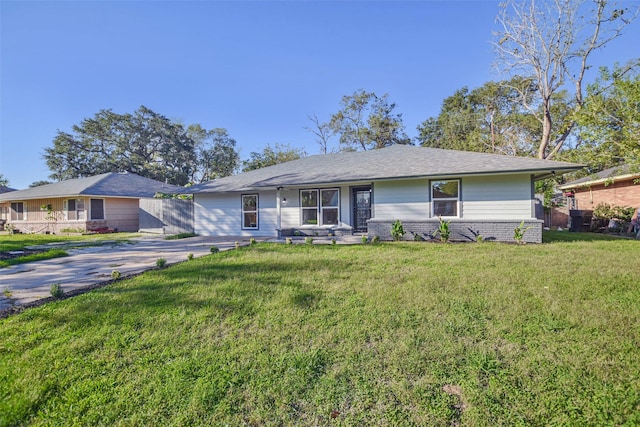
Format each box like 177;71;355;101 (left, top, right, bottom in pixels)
90;199;105;220
242;194;258;229
10;202;25;221
431;180;459;217
64;198;85;220
300;188;339;226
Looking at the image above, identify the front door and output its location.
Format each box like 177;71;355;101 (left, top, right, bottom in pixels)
352;186;372;233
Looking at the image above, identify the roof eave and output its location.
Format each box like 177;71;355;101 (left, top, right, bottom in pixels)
183;166;583;194
559;172;640;189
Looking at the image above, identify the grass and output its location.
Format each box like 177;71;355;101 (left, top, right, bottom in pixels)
164;232;198;240
0;232;141;252
0;233;141;268
0;249;68;268
1;236;639;425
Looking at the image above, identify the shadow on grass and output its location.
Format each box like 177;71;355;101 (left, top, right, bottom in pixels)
542;230;637;243
27;251;338;330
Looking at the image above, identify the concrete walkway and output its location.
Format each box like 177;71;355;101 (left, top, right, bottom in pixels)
0;235;255;313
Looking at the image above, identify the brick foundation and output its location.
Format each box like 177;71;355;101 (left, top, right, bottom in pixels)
366;219;543;243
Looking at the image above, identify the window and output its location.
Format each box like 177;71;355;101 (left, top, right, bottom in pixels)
431;180;459;217
90;199;104;220
64;198;85;220
242;194;258;229
10;203;24;221
10;202;25;221
321;189;339;225
301;190;318;225
300;188;340;226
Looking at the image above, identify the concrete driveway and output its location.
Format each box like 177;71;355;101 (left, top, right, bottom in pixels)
0;235;256;313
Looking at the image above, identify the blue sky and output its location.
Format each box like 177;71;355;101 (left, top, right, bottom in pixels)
1;0;638;189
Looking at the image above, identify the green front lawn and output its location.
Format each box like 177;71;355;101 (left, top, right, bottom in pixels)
1;238;639;426
0;232;142;252
0;233;142;268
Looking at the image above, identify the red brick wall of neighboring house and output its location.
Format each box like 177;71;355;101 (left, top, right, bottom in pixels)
573;179;640;211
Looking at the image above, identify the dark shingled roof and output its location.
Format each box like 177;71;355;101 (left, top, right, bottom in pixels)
0;185;16;194
0;172;183;201
185;145;583;193
560;164;640;189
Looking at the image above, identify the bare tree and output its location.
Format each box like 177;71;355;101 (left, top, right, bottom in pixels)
493;0;637;159
304;114;335;154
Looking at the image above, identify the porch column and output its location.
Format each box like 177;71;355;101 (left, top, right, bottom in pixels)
276;187;282;238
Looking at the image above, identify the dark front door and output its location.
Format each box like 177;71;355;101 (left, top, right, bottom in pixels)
352;186;372;233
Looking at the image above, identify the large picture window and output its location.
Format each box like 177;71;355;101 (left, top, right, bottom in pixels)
300;188;339;226
90;199;104;220
10;202;25;221
242;194;258;229
431;180;459;217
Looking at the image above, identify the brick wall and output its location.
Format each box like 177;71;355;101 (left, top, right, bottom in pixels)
574;179;640;210
367;219;543;243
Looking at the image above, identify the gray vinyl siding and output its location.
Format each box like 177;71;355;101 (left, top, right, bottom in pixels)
194;192;277;237
461;174;533;219
373;179;429;220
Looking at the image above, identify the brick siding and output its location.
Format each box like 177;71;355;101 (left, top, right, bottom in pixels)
573;179;640;210
367;219;542;243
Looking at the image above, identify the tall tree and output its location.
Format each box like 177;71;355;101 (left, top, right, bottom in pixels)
0;174;8;186
242;143;307;172
44;106;197;185
29;180;53;187
329;89;411;151
304;114;335;154
493;0;637;159
187;125;240;182
561;63;640;175
417;77;561;157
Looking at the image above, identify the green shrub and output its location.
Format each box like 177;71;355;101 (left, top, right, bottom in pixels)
331;238;337;245
111;270;121;280
250;238;257;245
593;203;635;222
50;283;64;298
413;232;423;241
391;219;406;242
391;220;405;241
372;235;380;244
210;246;219;254
514;221;532;244
187;253;194;261
156;258;167;268
3;288;12;298
436;217;451;242
305;237;314;245
60;227;85;234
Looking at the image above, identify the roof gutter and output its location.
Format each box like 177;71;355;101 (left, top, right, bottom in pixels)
182;166;583;194
559;172;640;190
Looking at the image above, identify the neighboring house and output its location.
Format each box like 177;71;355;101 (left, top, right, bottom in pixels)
184;145;581;243
0;172;184;234
559;165;640;210
0;185;17;228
